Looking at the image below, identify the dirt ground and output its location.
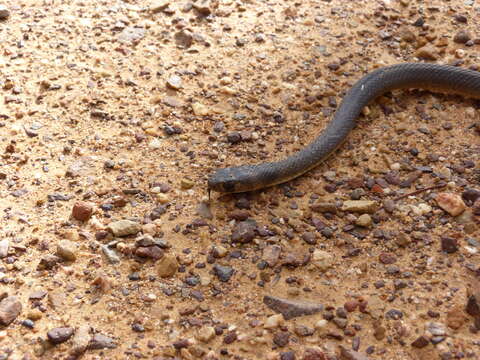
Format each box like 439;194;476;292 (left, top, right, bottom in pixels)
0;0;479;359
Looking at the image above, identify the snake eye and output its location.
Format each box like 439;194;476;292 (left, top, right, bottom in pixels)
222;180;236;193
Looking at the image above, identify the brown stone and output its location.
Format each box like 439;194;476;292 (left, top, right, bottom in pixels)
344;300;359;312
262;245;281;267
415;44;438;60
135;246;164;260
339;345;370;360
435;192;466;217
466;288;480;318
379;252;396;264
0;296;22;325
157;253;178;278
263;295;323;320
72;201;94;221
411;335;429;348
302;347;327;360
446;306;467;329
441;237;458;253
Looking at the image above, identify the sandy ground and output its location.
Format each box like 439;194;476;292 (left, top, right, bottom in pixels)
0;0;479;359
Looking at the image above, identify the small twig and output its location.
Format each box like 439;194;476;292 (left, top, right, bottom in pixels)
394;183;446;201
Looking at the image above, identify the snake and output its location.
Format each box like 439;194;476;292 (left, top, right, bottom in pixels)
207;63;480;193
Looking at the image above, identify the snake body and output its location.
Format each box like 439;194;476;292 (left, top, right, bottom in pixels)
208;63;480;193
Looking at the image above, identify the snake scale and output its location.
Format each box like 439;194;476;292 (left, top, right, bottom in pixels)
208;63;480;193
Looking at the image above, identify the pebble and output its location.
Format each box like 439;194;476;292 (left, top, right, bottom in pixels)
379;252;396;264
344;300;359;312
117;27;146;44
462;188;480;205
426;322;446;336
411;335;429;348
107;220;141;237
135;246;164;260
89;333;117;349
174;30;193;48
333;317;347;329
314;319;328;329
262;245;281;267
302;232;317;245
70;325;91;356
196;326;216;342
166;75;182;90
0;239;9;258
0;296;22;326
311;250;334;272
302;347;326;359
355;214;372;228
350;188;366;200
466;286;480;317
192;1;212;16
280;351;295;360
446;307;466;329
101;245;121;264
273;331;290;347
294;325;314;337
213;264;234;282
453;29;471;44
148;138;162;149
341;200;377;214
373;324;386;340
264;314;284;329
263;295;323;320
47;327;74;344
0;5;9;20
157;253;179;278
441;237;458;253
398;28;416;42
212;245;228;258
474;199;480;216
226;131;241;144
415;44;438;60
181;178;195;190
395;233;410;247
192;102;209;116
231;220;256;243
196;202;213;219
310;201;337;213
56;240;77;261
149;0;170;13
435;192;466;216
71;201;93;221
37;254;62;270
339;345;370;360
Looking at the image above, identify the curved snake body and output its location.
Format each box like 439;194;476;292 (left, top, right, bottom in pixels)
208;63;480;193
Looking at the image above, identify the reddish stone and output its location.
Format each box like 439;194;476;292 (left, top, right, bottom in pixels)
379;252;396;264
72;201;93;221
344;300;359;312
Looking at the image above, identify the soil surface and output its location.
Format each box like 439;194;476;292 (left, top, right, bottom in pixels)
0;0;480;359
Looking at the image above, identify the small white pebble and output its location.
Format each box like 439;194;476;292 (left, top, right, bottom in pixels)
418;203;432;214
455;49;465;59
145;293;157;301
264;314;283;329
464;246;478;254
315;319;328;329
148;138;162;149
447;181;456;189
390;162;401;171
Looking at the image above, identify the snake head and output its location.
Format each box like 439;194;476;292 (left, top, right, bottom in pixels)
208;166;256;194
